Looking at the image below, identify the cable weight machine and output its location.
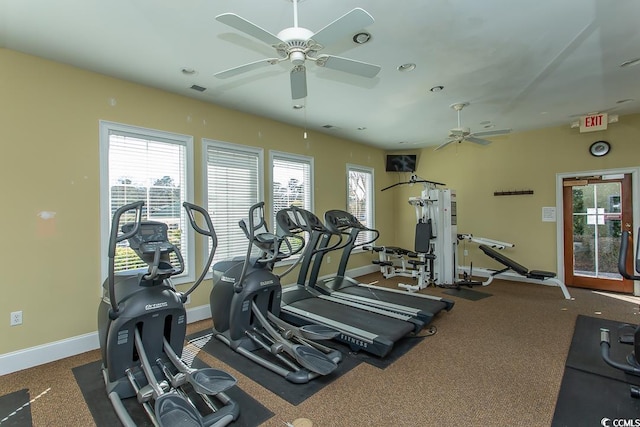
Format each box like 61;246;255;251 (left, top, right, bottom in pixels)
370;175;458;291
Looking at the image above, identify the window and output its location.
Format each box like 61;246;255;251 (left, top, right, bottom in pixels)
203;139;263;263
347;164;375;245
99;121;194;284
270;151;314;230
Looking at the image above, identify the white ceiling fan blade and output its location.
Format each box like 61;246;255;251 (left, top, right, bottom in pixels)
214;58;281;79
216;13;283;46
466;136;491;145
471;128;512;137
290;65;307;99
317;55;381;78
311;8;374;48
434;139;456;151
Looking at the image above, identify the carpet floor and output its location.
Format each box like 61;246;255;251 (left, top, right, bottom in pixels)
2;274;640;426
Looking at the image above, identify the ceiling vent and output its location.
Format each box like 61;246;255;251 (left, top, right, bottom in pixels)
190;84;207;92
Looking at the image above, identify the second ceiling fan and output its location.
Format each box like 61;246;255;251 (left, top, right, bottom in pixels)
214;0;381;99
435;103;512;151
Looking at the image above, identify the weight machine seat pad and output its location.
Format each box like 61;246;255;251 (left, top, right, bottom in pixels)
479;245;556;280
383;246;412;255
528;270;556;279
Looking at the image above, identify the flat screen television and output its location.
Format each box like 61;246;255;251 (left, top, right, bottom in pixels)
385;154;416;172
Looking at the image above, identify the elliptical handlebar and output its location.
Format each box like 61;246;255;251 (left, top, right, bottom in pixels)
180;202;219;301
183;202;217;242
618;230;640;281
234;202;306;292
107;201;145;318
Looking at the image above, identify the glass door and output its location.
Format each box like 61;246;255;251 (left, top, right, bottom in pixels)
562;174;633;293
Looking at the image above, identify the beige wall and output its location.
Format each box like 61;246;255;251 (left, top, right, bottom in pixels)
394;115;640;274
3;47;640;358
0;49;397;355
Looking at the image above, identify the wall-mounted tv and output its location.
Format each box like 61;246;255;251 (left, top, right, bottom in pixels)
385;154;417;172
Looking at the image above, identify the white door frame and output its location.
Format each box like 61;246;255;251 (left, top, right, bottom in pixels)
555;167;640;295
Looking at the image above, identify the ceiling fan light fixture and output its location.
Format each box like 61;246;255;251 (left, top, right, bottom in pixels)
290;51;306;65
353;32;371;44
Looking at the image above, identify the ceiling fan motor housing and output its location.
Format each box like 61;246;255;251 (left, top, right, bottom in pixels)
449;127;470;137
276;28;316;65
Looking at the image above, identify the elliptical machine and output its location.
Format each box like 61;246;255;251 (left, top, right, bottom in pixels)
600;228;640;398
209;201;342;384
98;201;239;426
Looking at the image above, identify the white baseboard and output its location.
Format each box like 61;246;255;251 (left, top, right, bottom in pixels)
0;304;211;376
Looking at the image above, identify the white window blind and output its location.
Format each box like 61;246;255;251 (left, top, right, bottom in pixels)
347;164;375;245
271;151;313;229
204;140;263;263
100;121;192;282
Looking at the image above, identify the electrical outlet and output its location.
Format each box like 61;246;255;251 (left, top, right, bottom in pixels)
463;249;469;256
326;256;331;264
10;311;22;326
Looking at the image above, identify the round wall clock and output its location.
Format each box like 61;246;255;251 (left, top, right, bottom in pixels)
589;140;611;157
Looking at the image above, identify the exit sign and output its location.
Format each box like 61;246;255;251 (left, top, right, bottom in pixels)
580;113;608;132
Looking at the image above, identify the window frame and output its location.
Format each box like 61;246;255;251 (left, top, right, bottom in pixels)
269;151;314;264
346;163;375;251
202;138;264;267
269;150;315;227
99;120;195;286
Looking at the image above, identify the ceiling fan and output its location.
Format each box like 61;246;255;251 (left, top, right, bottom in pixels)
214;0;381;100
435;103;512;151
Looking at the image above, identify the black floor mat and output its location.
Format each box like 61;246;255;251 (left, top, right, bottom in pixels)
326;335;426;369
189;331;361;406
552;315;640;426
73;359;273;427
0;389;32;427
565;315;640;386
552;367;640;426
443;287;492;301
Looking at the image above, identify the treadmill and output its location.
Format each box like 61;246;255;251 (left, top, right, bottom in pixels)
275;208;418;358
310;209;454;325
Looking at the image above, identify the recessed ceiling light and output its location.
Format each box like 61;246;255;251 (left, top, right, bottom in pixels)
357;127;367;130
398;63;416;72
429;85;444;92
620;57;640;68
181;67;197;75
292;104;304;109
353;32;372;44
483;124;495;129
616;98;635;104
479;120;491;125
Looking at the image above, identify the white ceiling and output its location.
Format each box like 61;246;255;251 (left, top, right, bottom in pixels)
2;0;639;150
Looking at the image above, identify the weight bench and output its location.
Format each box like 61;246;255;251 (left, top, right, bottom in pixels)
477;244;572;300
